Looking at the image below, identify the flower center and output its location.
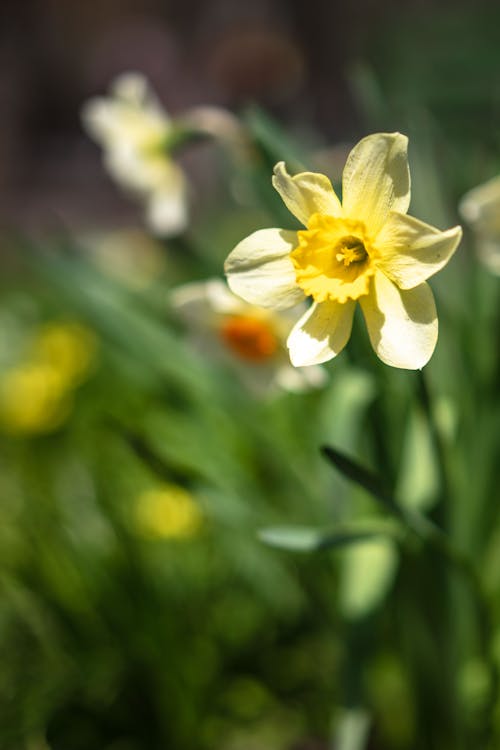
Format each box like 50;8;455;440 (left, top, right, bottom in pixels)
291;214;375;304
219;315;279;362
335;236;368;266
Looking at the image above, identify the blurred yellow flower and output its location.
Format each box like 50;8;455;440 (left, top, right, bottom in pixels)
135;485;203;540
0;363;71;434
171;278;326;393
459;175;500;275
0;321;98;436
82;72;188;236
225;133;462;369
34;322;97;387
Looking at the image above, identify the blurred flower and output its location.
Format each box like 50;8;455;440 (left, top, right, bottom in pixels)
0;363;71;435
459;175;500;275
225;133;462;370
135;485;203;540
33;322;97;386
82;72;189;236
171;279;326;393
0;321;97;436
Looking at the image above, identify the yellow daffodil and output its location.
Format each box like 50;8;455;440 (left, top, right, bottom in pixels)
0;321;97;436
135;485;203;540
82;72;188;236
34;322;97;387
225;133;462;369
459;175;500;275
0;363;71;434
171;279;326;393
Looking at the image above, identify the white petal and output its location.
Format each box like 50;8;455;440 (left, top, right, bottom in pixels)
146;171;188;236
274;363;328;392
375;211;462;289
272;162;342;226
477;237;500;276
81;98;118;144
459;174;500;231
82;74;169;152
360;271;437;370
112;72;170;121
342;133;411;234
287;300;355;366
172;278;253;317
224;228;305;310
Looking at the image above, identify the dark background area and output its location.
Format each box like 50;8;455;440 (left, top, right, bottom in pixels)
2;0;500;231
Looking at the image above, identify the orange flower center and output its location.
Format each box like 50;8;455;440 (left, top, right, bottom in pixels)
219;315;279;362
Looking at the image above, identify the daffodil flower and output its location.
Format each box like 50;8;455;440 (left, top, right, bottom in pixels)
135;485;203;540
171;279;326;393
225;133;462;369
459;175;500;276
82;72;188;236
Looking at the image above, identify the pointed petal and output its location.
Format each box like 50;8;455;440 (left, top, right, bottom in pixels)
111;72;170;121
287;300;355;366
459;174;500;230
224;228;305;309
81;98;118;143
360;272;437;370
272;162;342;226
342;133;410;234
375;212;462;289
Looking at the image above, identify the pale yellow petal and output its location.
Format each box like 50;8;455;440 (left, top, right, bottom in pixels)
459;175;500;233
272;162;342;226
287;300;355;366
224;228;305;309
360;271;437;370
375;212;462;289
342;133;410;235
81;98;117;144
112;72;170;122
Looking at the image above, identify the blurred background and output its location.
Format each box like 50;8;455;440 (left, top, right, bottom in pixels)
3;0;500;231
2;1;500;749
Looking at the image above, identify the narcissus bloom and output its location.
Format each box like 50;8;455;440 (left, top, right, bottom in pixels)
171;279;326;393
82;72;188;236
0;322;97;435
135;485;203;540
225;133;462;369
459;175;500;276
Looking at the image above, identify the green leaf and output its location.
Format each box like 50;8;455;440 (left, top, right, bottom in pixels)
333;708;371;750
243;106;305;172
396;405;439;511
258;521;399;553
321;445;396;510
338;539;399;620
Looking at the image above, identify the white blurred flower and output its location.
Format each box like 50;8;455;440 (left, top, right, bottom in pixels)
82;72;188;236
171;279;326;394
459;175;500;275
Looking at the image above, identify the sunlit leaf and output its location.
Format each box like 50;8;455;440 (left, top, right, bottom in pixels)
258;521;399;553
338;539;399;620
333;707;371;750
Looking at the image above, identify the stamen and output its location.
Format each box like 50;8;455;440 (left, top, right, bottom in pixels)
335;236;368;266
